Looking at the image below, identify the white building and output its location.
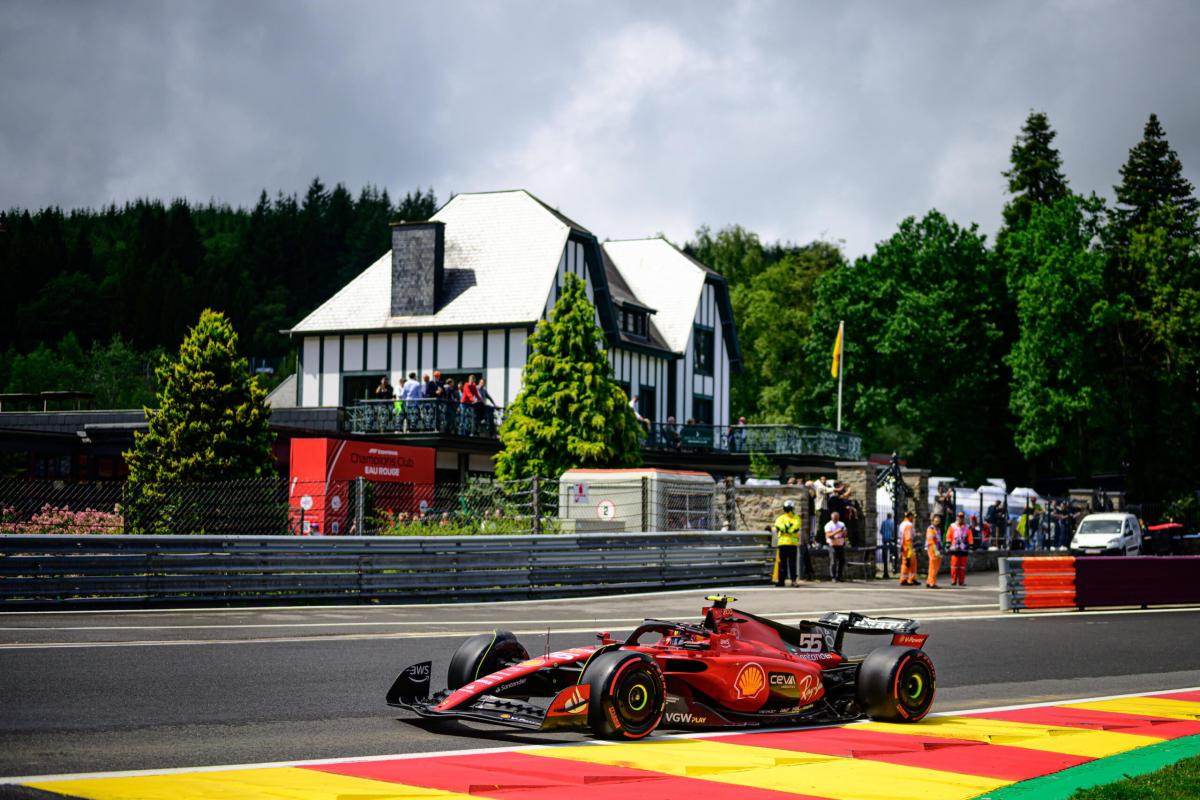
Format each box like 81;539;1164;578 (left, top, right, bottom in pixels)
284;190;741;427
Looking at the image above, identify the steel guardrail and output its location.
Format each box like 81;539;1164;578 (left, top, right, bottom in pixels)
0;532;773;608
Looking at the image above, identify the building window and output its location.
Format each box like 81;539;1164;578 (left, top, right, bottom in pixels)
693;326;714;376
692;396;713;425
620;308;648;340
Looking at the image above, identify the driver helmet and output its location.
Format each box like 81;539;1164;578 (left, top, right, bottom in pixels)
783;500;795;512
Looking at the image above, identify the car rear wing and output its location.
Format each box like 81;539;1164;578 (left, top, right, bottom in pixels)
811;612;926;652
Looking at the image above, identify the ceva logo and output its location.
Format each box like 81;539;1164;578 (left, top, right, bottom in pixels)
734;663;767;699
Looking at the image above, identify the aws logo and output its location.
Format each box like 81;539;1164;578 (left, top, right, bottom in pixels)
734;663;767;699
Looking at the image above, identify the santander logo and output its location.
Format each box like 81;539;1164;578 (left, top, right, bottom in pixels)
734;663;767;699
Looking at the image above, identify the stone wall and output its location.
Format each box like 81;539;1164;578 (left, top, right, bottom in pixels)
734;485;812;537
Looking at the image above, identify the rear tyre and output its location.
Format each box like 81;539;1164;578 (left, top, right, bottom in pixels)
446;630;529;690
856;645;936;722
582;650;666;739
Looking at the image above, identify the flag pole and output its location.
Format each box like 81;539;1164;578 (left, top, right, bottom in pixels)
836;320;844;431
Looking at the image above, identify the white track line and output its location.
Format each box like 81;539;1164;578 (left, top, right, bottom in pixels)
3;685;1196;785
2;605;1197;650
1;582;1002;616
0;605;997;633
7;603;1200;650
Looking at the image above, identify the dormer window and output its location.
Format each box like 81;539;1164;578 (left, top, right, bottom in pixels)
620;307;649;340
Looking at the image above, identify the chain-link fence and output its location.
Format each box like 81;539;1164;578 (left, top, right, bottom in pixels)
0;474;742;536
0;477;290;535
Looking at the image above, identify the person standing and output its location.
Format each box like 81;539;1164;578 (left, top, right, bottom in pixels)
898;511;918;585
879;512;896;572
825;511;848;582
773;500;802;587
460;374;482;434
947;511;973;586
925;514;943;588
813;476;832;546
373;376;394;400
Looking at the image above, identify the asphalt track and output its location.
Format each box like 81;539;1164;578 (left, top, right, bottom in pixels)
2;572;1199;781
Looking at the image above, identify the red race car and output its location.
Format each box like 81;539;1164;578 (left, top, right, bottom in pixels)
386;595;935;739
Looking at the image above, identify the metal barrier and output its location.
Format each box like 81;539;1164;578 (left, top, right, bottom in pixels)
999;556;1077;611
0;531;773;608
1000;555;1200;611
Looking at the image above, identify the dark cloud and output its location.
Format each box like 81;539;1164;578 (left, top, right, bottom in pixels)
3;0;1198;256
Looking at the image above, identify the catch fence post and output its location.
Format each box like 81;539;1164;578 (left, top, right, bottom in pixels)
531;476;542;535
355;477;365;534
641;476;652;531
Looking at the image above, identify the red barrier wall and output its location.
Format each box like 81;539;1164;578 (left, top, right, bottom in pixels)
1075;556;1200;608
289;438;435;534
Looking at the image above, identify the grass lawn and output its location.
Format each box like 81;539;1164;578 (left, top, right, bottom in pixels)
1071;754;1200;800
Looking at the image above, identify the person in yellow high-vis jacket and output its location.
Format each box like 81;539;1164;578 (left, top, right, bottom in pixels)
773;501;802;587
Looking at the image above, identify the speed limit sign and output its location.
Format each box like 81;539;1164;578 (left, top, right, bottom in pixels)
596;499;616;521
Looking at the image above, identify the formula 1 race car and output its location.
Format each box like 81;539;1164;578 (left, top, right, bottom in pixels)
386;595;935;740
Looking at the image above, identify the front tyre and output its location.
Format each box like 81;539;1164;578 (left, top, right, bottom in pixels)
446;630;529;690
582;650;666;739
857;646;936;722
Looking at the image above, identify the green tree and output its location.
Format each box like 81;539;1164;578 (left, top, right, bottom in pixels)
1102;115;1200;499
87;335;161;409
1001;111;1070;233
1112;114;1199;243
738;242;845;423
125;310;275;511
1004;195;1112;476
799;211;1013;482
495;274;641;481
686;224;767;286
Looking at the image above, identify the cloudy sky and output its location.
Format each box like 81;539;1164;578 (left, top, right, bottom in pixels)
3;0;1198;257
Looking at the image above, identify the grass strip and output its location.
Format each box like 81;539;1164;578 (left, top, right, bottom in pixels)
975;735;1200;800
1071;754;1200;799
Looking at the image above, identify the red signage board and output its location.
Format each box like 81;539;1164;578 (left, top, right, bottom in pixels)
288;438;435;534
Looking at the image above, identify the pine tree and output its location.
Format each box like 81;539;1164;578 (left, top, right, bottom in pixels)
1001;111;1070;233
1112;113;1199;242
495;274;642;481
125;310;275;531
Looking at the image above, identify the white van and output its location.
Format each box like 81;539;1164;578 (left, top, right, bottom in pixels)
1070;512;1143;556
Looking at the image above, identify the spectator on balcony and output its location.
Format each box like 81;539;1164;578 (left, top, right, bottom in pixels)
462;374;484;435
402;372;423;401
374;376;395;400
477;377;496;406
730;416;748;452
662;415;681;449
425;371;443;399
443;378;460;403
629;395;650;430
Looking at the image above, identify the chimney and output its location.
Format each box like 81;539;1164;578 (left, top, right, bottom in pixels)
390;221;445;316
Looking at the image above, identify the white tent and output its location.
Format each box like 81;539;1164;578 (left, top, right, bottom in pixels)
1008;486;1040;512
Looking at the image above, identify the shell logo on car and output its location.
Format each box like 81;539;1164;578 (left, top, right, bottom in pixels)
734;663;767;699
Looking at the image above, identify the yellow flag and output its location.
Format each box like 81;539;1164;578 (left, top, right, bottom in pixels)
831;321;843;378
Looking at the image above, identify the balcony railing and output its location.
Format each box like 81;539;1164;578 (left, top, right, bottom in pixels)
344;399;503;438
343;401;862;460
644;423;862;461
